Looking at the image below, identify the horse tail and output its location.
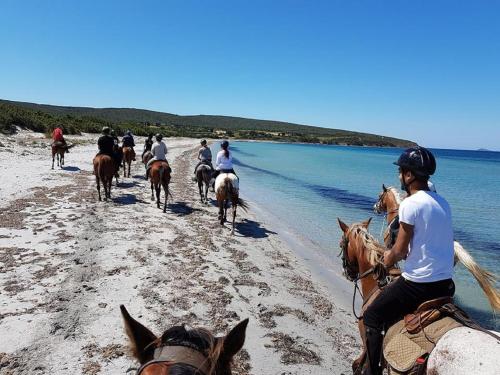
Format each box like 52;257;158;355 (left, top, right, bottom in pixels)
159;166;173;198
454;241;500;311
225;177;249;211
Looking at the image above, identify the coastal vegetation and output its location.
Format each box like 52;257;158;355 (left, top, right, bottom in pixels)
0;99;416;147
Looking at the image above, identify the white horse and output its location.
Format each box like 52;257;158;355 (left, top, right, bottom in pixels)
215;173;248;234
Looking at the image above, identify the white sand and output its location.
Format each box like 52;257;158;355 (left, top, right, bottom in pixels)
0;130;360;374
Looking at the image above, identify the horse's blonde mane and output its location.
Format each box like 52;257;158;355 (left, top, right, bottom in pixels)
348;223;386;266
387;186;404;205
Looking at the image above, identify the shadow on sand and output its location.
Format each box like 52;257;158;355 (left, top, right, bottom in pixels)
113;194;148;205
168;201;201;216
118;180;141;188
235;219;277;238
132;174;147;180
61;166;80;172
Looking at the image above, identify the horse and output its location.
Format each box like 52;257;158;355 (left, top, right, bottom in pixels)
337;218;500;374
373;184;500;311
196;164;212;204
120;305;248;375
215;173;248;235
150;160;171;213
123;146;135;177
51;142;73;169
93;154;115;201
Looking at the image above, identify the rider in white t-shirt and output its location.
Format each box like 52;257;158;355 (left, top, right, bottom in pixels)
362;146;455;375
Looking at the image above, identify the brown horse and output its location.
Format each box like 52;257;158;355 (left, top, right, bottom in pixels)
150;160;171;212
214;173;248;235
337;218;500;374
93;154;115;201
123;146;135;177
373;185;500;312
121;305;248;375
196;164;212;204
51;142;73;169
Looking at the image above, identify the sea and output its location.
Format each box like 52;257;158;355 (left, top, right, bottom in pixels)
214;141;500;330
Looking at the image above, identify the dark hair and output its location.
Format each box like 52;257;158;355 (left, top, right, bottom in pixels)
221;143;229;158
400;167;429;182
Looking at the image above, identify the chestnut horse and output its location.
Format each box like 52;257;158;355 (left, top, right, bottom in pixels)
215;173;248;235
123;146;135;177
150;160;171;212
196;164;212;204
337;218;500;374
51;142;73;169
373;184;500;312
120;305;248;375
93;154;115;201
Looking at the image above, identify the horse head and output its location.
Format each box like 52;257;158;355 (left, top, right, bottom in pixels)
337;218;373;281
374;184;403;216
120;305;248;375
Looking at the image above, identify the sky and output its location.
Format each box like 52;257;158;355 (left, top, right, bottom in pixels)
1;0;499;150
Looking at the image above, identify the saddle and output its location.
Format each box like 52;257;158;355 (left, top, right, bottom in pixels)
404;296;452;334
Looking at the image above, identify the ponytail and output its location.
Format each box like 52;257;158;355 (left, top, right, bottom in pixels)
224;149;229;158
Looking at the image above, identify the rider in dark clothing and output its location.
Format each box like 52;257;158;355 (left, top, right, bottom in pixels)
97;127;121;172
122;131;135;147
142;134;154;159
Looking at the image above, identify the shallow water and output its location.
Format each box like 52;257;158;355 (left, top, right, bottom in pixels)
217;141;500;329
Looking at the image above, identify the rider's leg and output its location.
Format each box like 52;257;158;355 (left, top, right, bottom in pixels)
194;161;202;174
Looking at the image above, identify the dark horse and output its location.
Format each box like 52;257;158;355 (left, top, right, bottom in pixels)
196;164;212;204
93;154;115;201
51;142;73;169
123;146;135;178
121;305;248;375
150;160;171;213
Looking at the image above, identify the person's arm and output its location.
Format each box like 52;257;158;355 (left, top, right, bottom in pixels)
383;222;412;267
198;149;202;161
215;152;221;168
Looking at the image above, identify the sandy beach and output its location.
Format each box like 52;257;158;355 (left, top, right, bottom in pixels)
0;130;360;374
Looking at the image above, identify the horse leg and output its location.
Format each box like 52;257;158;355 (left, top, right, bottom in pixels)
224;199;228;223
107;177;112;199
204;182;209;204
52;153;55;169
198;180;204;203
150;181;155;201
218;200;224;225
96;176;101;201
231;203;237;235
155;184;161;208
163;183;168;213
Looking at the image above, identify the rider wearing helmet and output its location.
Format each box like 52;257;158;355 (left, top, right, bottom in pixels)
193;139;214;175
122;130;136;161
97;127;122;173
146;134;169;179
210;140;237;190
362;146;455;375
142;133;154;159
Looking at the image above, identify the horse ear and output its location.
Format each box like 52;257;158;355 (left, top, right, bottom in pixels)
361;218;372;228
120;305;158;364
337;218;349;233
382;184;387;192
219;318;248;363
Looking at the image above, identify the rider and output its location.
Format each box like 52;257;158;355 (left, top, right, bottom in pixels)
362;146;455;375
211;140;236;190
122;130;136;160
52;126;69;152
97;127;121;172
142;133;154;160
193;139;213;174
146;133;168;179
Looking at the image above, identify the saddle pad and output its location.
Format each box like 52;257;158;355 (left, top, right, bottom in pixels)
215;173;239;191
384;316;462;372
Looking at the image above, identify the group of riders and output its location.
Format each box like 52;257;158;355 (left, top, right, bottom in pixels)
52;125;492;374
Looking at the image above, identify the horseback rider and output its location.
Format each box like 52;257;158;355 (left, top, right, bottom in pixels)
193;139;213;174
52;126;70;152
122;130;136;161
362;146;455;375
211;140;237;191
97;127;121;172
142;133;154;160
146;133;168;179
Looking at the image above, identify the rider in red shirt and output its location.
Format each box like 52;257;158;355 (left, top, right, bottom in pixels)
52;127;69;151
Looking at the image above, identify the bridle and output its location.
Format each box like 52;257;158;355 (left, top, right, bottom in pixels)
134;343;212;375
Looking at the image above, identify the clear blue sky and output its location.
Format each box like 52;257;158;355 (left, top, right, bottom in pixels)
1;1;499;150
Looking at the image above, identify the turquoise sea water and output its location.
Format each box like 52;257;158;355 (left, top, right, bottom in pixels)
218;141;500;329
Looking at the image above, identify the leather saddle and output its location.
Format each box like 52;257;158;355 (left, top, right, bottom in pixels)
404;296;452;334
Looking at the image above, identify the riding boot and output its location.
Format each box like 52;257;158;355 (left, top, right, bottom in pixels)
362;327;384;375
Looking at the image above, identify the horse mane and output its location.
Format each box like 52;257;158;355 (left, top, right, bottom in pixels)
348;223;386;266
387;186;404;205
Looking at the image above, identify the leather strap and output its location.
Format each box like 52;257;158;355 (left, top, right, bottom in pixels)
136;346;211;375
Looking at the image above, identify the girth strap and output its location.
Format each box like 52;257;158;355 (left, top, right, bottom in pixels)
136;346;211;375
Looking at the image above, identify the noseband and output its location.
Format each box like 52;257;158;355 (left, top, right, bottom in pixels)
135;345;211;375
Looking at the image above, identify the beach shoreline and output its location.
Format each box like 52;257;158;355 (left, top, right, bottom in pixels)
0;130;360;374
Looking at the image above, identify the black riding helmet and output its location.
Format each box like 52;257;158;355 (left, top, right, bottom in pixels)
200;139;207;145
155;133;163;141
221;140;229;148
394;146;436;177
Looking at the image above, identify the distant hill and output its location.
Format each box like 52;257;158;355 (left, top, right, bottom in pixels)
0;99;416;147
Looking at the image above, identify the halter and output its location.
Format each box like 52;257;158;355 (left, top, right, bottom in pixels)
134;344;212;375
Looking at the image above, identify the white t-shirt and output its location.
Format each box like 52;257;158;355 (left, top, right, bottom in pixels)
399;190;454;282
151;141;167;160
215;150;233;170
